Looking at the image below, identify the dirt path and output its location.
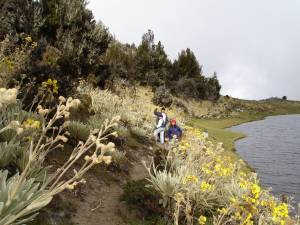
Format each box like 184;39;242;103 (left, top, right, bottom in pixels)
130;156;150;181
70;154;151;225
71;173;126;225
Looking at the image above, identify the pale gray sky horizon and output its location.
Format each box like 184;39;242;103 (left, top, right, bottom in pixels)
88;0;300;100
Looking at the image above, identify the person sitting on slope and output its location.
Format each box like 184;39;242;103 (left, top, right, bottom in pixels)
167;119;182;141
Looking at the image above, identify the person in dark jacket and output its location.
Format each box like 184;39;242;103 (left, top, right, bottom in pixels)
154;107;168;126
167;119;182;140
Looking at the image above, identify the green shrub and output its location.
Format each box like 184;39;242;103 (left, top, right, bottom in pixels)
0;129;17;143
67;121;90;141
0;140;22;168
87;114;106;131
111;150;127;168
121;179;165;219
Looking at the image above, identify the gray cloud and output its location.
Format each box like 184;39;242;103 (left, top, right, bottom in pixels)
88;0;300;100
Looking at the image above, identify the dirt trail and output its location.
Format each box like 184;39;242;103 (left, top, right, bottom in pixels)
70;154;151;225
71;173;125;225
130;156;150;181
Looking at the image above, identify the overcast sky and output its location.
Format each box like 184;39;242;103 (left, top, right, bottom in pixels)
88;0;300;100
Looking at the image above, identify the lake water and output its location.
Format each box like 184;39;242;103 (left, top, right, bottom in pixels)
230;114;300;205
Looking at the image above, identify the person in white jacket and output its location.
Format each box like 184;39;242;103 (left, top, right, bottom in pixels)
154;115;165;144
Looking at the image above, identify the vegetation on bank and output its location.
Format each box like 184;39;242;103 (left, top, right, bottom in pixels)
145;124;295;225
1;84;300;225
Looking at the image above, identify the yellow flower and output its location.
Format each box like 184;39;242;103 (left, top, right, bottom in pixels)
205;148;214;156
230;197;237;203
200;181;214;192
217;207;228;215
239;178;250;189
214;163;221;172
244;196;257;204
243;213;253;225
251;183;261;199
25;36;32;43
272;203;289;224
23;118;41;129
103;156;112;165
234;211;242;220
182;175;199;185
260;200;268;207
219;165;233;177
198;215;207;225
41;78;59;94
202;163;213;175
239;172;246;177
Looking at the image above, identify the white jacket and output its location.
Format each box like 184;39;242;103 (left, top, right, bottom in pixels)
156;118;164;128
162;113;167;124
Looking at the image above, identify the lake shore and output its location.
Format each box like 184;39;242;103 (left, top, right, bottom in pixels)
230;114;300;207
188;101;300;171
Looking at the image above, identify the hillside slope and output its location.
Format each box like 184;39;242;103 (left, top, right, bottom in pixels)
28;87;300;225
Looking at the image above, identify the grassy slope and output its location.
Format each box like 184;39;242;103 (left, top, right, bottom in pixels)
118;95;300;224
33;88;298;225
190;111;265;151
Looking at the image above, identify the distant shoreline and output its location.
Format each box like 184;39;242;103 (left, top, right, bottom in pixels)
189;100;300;172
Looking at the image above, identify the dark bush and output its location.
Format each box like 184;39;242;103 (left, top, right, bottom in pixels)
0;1;221;101
172;99;189;113
172;48;202;80
172;78;199;98
205;73;221;100
152;86;173;107
0;0;112;94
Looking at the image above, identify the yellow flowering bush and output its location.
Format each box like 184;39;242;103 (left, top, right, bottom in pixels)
182;175;199;185
200;181;215;192
42;78;59;94
0;35;37;87
272;202;289;224
146;125;296;225
22;118;41;129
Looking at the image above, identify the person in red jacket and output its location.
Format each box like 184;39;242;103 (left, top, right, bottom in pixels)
167;119;182;140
